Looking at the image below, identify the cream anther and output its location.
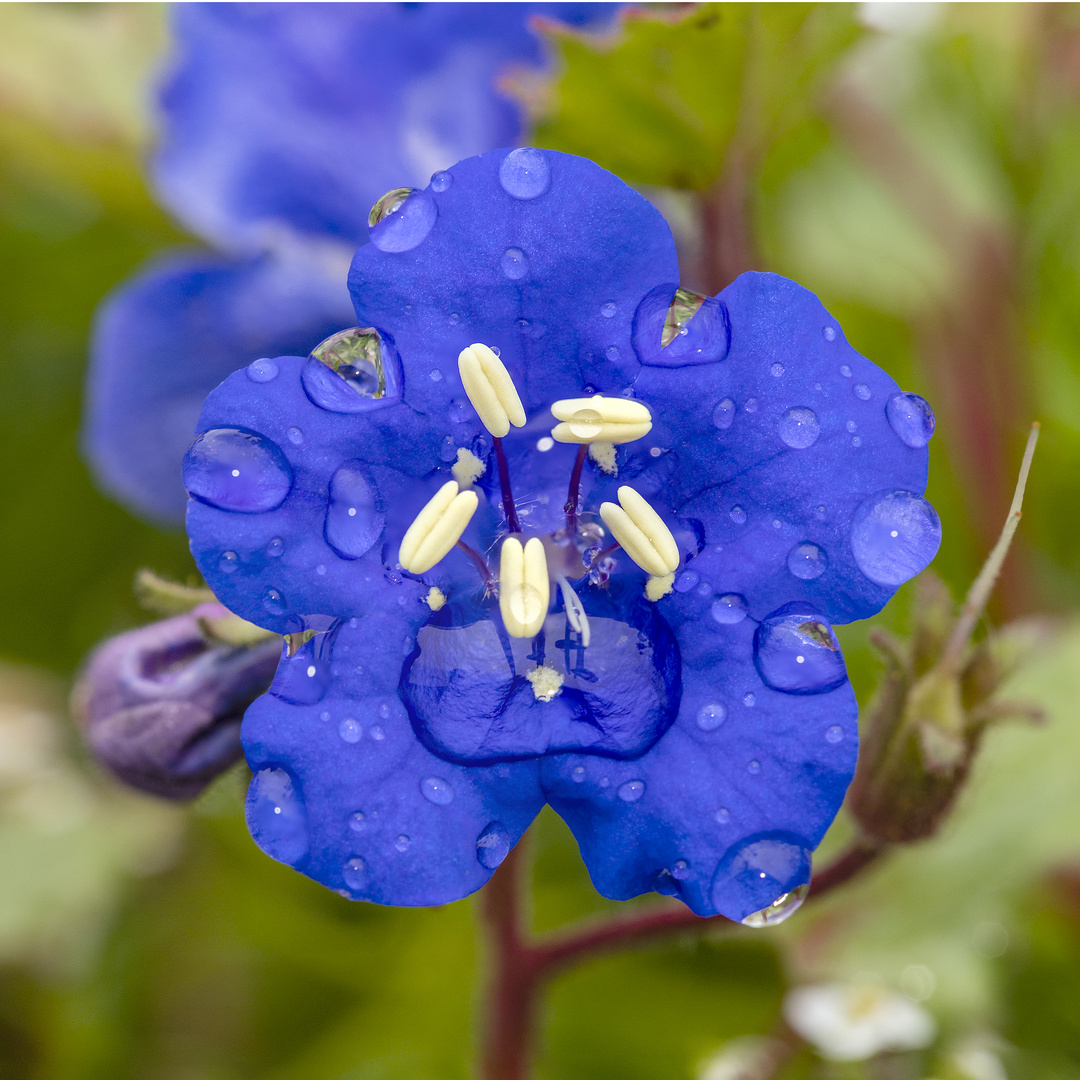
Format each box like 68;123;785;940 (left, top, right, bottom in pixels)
556;576;591;647
458;343;526;438
499;537;550;638
399;480;479;574
550;394;651;444
599;486;680;577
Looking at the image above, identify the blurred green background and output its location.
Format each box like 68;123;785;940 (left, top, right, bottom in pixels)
2;3;1080;1078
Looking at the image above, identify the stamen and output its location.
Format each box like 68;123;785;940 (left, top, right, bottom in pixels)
399;480;479;574
499;537;550;639
564;444;588;537
493;436;522;534
456;539;497;591
457;343;526;438
550;394;652;444
598;486;680;578
556;576;591;647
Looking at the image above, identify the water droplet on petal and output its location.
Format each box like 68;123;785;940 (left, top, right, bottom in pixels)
671;860;690;880
286;426;303;445
600;301;616;318
369;724;385;741
421;776;455;805
633;285;731;366
839;364;852;378
303;327;400;413
247;768;308;865
448;398;475;423
743;692;756;706
605;345;619;361
730;506;747;525
247;357;278;383
745;398;759;414
266;537;284;558
571;765;586;783
394;834;411;852
778;407;820;449
325;462;385;559
219;550;239;573
853;383;872;400
183;428;293;513
339;717;361;743
349;811;366;832
696;703;727;731
712;397;736;430
343;857;366;890
368;187;437;252
770;362;785;377
711;594;747;625
715;808;730;824
851;490;942;586
439;436;458;462
886;392;936;448
825;725;844;744
754;608;847;694
430;170;452;193
787;542;828;581
501;247;529;280
823;326;837;342
712;833;812;924
499;147;551;199
477;821;511;869
747;760;761;775
674;570;700;593
617;779;646;802
262;587;286;615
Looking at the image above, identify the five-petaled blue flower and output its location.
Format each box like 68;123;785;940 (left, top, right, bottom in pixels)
183;148;939;923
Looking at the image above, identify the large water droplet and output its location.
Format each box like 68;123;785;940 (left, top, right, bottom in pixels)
778;407;820;449
430;170;452;193
696;703;727;731
633;285;731;367
246;357;278;383
368;187;437;252
711;594;748;625
711;832;812;924
754;606;847;695
712;398;736;430
303;327;399;413
246;768;308;865
183;428;293;514
421;776;455;805
325;462;384;559
339;717;361;743
886;392;935;448
499;147;551;199
742;883;810;927
476;821;511;869
617;779;646;802
343;857;366;890
501;247;529;280
850;490;941;586
787;542;828;581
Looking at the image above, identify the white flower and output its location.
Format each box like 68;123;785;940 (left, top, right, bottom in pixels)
783;982;937;1061
697;1037;782;1080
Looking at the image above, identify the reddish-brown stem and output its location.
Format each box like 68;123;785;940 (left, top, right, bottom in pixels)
585;541;620;573
493;436;522;535
457;540;496;591
694;147;758;296
563;444;588;539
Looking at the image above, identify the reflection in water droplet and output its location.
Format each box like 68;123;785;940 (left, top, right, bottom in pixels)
600;301;616;318
247;768;308;865
262;588;286;615
730;506;747;525
339;717;361;743
267;537;284;558
499;147;551;199
711;594;747;625
823;326;837;342
368;187;437;252
754;609;846;694
850;490;942;586
421;776;455;805
742;883;810;927
394;835;411;852
853;383;871;400
349;811;366;832
770;363;785;377
787;542;828;581
633;285;731;367
219;551;239;573
501;247;529;280
825;725;844;744
778;407;820;449
325;462;384;559
304;328;397;413
247;357;278;383
696;703;727;731
430;170;452;192
712;833;812;924
476;821;511;869
886;392;936;448
712;398;736;430
343;857;365;890
618;780;646;802
184;428;293;514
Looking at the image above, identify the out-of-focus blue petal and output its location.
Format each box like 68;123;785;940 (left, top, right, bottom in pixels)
85;250;353;525
155;2;619;251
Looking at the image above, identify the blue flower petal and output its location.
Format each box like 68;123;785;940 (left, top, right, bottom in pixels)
541;607;857;921
85;250;353;525
633;272;935;624
243;610;544;905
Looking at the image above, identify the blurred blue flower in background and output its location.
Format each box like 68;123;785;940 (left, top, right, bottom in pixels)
84;2;618;526
183;147;939;921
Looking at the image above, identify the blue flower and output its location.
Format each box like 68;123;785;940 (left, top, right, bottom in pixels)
84;2;618;525
183;148;939;922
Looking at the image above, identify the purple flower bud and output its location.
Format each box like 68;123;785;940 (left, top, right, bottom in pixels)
72;603;279;800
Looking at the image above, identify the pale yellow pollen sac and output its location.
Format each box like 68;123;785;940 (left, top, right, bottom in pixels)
499;536;550;638
526;665;564;702
599;486;680;578
458;343;527;438
550;394;651;445
399;480;479;574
